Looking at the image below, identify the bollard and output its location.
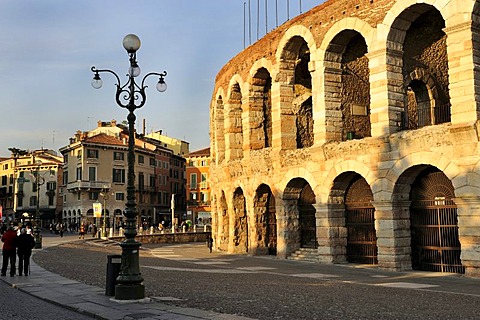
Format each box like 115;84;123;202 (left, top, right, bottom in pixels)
182;225;186;233
204;225;207;232
150;226;154;234
193;225;197;232
105;255;122;296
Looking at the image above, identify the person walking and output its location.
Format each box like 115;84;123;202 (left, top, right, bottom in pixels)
79;224;85;239
17;228;35;276
1;226;18;277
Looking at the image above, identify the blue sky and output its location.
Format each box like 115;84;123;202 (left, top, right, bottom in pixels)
0;0;322;156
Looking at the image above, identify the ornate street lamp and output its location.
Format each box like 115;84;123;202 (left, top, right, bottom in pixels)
91;34;167;300
30;161;45;249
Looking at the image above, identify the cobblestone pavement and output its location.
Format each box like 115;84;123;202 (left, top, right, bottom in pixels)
0;273;92;319
32;237;480;320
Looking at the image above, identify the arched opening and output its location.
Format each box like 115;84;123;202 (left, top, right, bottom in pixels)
410;168;464;273
251;68;272;149
295;41;313;148
254;184;277;255
345;176;377;264
214;94;225;163
284;178;316;249
325;30;370;141
233;187;248;253
278;36;313;149
226;83;244;160
218;191;229;251
399;5;451;129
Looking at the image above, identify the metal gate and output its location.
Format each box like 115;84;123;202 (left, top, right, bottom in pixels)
266;194;277;255
299;184;317;249
345;178;377;264
410;171;464;274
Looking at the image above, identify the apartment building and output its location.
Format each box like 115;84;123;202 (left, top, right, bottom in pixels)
0;148;63;226
59;120;186;229
186;147;211;225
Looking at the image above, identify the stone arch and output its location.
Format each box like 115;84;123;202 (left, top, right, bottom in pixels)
387;151;462;201
225;76;245;160
323;160;375;200
275;28;315;150
212;87;226;164
218;190;229;251
279;167;318;199
247;63;273;149
283;178;317;251
252;183;277;255
323;31;370;141
328;171;378;264
392;165;464;274
383;3;451;132
232;187;248;253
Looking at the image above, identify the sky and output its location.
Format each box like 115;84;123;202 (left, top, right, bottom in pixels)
0;0;322;156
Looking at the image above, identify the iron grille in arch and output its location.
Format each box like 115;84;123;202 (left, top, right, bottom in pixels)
410;171;464;274
345;178;377;264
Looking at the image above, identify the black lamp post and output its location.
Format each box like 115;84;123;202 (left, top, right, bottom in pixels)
91;34;167;300
32;162;44;249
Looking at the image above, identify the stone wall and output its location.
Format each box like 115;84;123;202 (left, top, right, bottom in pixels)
209;0;480;277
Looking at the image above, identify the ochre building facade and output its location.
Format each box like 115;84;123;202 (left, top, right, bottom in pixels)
209;0;480;276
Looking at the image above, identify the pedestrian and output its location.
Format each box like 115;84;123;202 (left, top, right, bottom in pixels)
1;226;18;277
79;224;85;239
59;223;64;237
17;228;35;276
206;234;213;253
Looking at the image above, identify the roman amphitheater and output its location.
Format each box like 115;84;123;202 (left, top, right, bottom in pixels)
209;0;480;276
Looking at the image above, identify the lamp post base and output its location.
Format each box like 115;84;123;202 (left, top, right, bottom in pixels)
114;239;145;300
115;283;145;301
33;228;42;249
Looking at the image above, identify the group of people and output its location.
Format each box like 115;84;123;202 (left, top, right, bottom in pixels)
1;225;35;277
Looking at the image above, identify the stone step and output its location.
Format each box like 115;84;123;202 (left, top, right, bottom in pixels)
287;248;318;262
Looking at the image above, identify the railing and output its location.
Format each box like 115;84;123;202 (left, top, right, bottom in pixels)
67;181;111;191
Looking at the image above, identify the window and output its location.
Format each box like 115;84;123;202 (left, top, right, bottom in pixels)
115;192;125;201
201;192;209;203
112;168;125;183
63;171;68;185
190;192;197;200
87;149;99;158
114;152;124;161
150;175;156;188
76;167;82;180
190;173;197;189
201;173;207;188
88;167;96;182
89;192;99;200
138;155;144;164
9;174;13;184
30;196;37;206
17;196;23;207
77;150;82;159
47;181;56;191
63;154;68;163
48;193;54;206
1;175;6;186
138;172;145;190
150;157;156;166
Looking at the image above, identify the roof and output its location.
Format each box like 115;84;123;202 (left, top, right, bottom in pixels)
83;133;126;147
187;147;210;157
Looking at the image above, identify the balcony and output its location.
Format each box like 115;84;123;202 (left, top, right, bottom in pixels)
67;180;111;192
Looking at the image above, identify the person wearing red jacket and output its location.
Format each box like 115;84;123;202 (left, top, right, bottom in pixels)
1;226;18;277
